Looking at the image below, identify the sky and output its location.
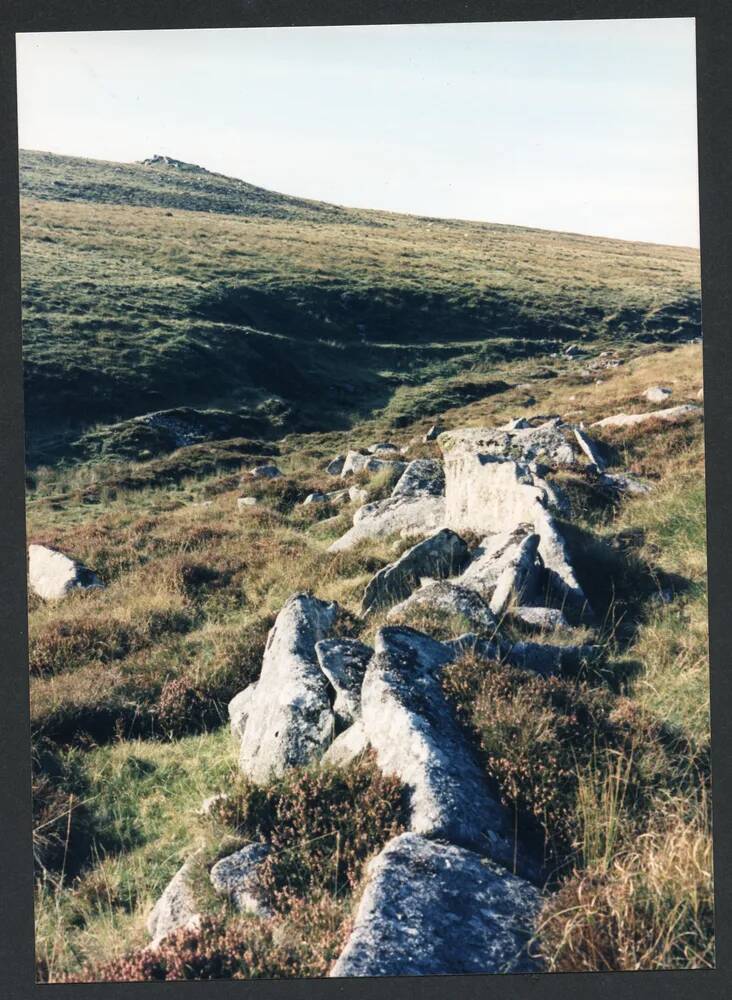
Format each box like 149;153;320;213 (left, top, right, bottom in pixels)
15;19;699;246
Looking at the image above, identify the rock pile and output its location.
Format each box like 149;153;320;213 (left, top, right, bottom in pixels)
146;406;683;975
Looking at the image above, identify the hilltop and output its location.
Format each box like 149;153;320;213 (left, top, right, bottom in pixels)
19;149;700;466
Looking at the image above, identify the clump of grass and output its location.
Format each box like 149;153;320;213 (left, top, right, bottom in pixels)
536;794;714;971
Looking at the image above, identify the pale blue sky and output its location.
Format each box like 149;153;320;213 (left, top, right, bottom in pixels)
16;19;699;246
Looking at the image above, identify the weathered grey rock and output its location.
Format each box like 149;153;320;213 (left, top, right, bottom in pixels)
209;844;271;915
328;459;447;552
315;638;373;727
423;423;443;442
446;632;599;676
322;718;370;767
302;491;327;505
238;594;338;782
329;496;445;552
457;525;535;596
391;458;445;498
591;404;701;429
511;606;570;631
387;580;496;634
440;440;590;616
361;627;528;870
361;530;470;614
228;683;258;741
249;464;281;479
148;859;201;948
573;427;606;471
237;496;258;509
326;454;346;476
340;450;406;479
28;544;103;601
330;833;540;977
489;532;541;617
643;385;672;403
368;441;399;454
505;640;599;675
302;489;350;506
440;420;578;468
348;485;369;505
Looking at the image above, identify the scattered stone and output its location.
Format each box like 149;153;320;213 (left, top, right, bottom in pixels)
315;638;373;728
347;486;369;505
598;472;652;496
423;423;443;442
209;844;271;916
330;833;540;977
199;793;230;817
643;385;672;403
28;544;104;601
237;496;258;509
326;455;346;476
511;606;570;631
361;627;533;872
591;404;701;429
238;594;338;782
361;529;470;614
368;442;399;454
386;580;496;633
302;491;327;505
446;632;599;676
301;488;350;506
322;718;370;767
228;683;258;741
573;427;606;471
249;464;281;479
148;859;201;948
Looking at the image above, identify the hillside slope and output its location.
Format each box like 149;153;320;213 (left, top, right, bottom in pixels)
20;149;701;467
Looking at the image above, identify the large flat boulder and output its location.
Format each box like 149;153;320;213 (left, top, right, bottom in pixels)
439;419;578;468
28;544;103;601
330;833;540;977
360;627;531;872
361;529;470;614
238;594;338;782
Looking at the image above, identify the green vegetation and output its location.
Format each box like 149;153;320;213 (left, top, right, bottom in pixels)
23;149;710;979
21;149;700;464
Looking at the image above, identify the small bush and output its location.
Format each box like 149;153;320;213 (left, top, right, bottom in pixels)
68;895;349;981
442;653;705;867
210;754;407;909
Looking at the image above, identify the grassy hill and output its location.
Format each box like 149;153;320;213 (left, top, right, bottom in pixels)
20;150;701;465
